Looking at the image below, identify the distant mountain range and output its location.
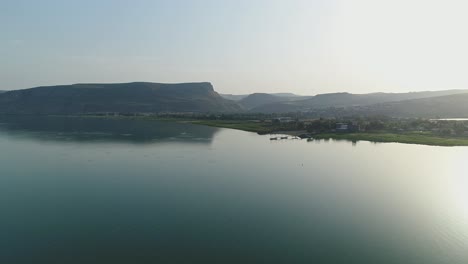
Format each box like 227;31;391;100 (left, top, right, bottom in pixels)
219;94;248;101
341;93;468;118
237;93;309;110
1;82;468;118
249;90;468;113
0;82;241;114
220;92;302;102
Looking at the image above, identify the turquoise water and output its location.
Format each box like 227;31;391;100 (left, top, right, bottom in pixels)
1;116;467;263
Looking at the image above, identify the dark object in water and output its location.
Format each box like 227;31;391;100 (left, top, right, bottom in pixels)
298;133;312;139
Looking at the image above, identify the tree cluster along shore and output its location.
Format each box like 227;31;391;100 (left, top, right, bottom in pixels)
188;120;468;146
76;113;468;146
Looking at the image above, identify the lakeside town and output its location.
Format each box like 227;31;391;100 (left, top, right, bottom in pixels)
81;112;468;146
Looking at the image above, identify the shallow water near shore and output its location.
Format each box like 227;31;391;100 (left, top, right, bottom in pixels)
1;116;468;263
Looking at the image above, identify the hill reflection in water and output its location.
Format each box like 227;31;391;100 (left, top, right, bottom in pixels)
0;116;219;144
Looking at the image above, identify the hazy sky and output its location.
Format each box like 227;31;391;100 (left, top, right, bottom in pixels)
2;0;468;94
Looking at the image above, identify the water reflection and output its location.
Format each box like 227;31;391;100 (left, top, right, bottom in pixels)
1;117;468;263
0;115;219;144
308;138;385;147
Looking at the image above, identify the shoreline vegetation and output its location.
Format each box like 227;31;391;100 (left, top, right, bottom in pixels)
66;114;468;147
312;133;468;147
190;120;468;146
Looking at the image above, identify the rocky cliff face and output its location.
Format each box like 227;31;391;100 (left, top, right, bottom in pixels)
0;82;243;114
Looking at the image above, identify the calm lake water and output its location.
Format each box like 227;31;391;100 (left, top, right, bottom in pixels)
1;116;468;264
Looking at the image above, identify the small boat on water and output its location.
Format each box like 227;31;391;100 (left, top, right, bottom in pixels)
270;137;278;140
281;136;288;139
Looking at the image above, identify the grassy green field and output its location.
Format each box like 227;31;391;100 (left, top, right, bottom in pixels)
312;133;468;146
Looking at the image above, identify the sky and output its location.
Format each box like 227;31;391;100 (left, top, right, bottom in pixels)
1;0;468;95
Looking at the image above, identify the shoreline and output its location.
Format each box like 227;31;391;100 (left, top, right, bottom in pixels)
185;119;468;147
311;133;468;147
6;114;468;147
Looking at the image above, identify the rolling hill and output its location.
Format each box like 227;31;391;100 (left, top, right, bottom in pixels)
238;93;310;109
220;94;249;101
238;93;290;109
347;93;468;118
2;83;468;117
250;90;468;113
220;92;303;102
0;82;242;114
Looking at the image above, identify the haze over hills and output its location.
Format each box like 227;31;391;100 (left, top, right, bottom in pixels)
219;94;249;101
220;92;302;102
0;82;242;114
238;93;307;110
1;82;468;118
238;93;285;109
342;93;468;118
249;90;468;113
